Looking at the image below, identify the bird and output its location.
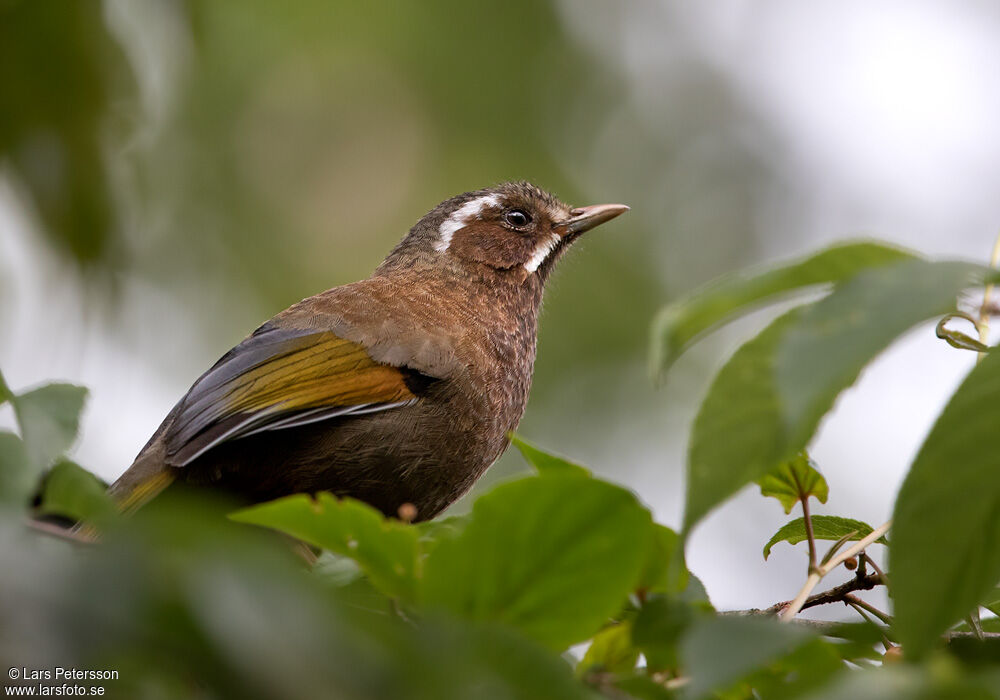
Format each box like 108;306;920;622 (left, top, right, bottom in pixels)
109;182;628;522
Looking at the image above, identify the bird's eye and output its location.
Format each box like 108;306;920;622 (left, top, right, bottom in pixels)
504;209;532;228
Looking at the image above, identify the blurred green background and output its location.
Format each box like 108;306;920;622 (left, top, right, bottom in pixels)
3;0;1000;612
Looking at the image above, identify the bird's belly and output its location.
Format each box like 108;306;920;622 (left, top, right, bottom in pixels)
180;396;505;521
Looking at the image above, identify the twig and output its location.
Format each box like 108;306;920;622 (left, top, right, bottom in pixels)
780;520;892;621
743;572;881;616
844;594;893;625
24;517;97;545
861;553;887;585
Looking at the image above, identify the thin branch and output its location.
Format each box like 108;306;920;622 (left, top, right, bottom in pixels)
24;517;97;545
780;520;892;620
860;553;887;586
844;594;893;625
740;572;881;616
845;598;878;626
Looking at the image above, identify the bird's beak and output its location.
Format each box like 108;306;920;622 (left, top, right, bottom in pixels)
559;203;630;236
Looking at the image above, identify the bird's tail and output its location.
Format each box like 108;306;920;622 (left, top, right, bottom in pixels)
107;445;176;515
59;445;176;541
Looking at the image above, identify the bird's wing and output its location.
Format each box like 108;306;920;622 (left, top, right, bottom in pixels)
163;326;430;466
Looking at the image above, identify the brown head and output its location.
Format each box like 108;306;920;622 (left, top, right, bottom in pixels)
376;182;628;283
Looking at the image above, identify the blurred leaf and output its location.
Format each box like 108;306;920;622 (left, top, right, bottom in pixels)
632;594;696;671
756;452;828;514
763;515;887;560
510;434;591;477
680;616;813;699
577;621;639;677
5;490;598;700
982;586;1000;617
685;307;805;533
651;241;915;376
802;665;999;700
737;638;845;700
414;513;469;557
955;616;1000;634
820;622;888;663
10;382;88;469
611;675;676;699
311;552;395;615
936;313;993;352
638;524;687;595
946;634;1000;668
677;574;715;610
231;493;419;601
0;0;129;267
0;431;33;507
774;260;998;450
891;346;1000;659
36;459;115;525
0;370;11;403
312;550;365;586
422;473;652;650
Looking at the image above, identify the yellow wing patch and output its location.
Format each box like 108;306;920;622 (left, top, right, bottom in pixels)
225;334;415;413
165;329;422;466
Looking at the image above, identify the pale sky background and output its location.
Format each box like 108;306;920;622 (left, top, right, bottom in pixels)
2;0;999;616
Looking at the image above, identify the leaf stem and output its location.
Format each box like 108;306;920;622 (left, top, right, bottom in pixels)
780;520;892;621
793;469;818;572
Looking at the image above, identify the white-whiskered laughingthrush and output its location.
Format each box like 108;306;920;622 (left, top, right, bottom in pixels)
111;182;628;521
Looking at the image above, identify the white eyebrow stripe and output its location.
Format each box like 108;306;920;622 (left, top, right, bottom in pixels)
434;194;501;252
523;233;561;273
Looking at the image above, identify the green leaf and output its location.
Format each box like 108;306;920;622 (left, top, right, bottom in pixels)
509;434;591;477
231;493;419;601
763;515;887;560
686;259;999;534
611;675;677;700
936;313;993;353
421;473;652;650
685;307;805;533
10;382;88;469
891;345;1000;658
638;524;687;594
756;452;829;514
801;665;999;700
416;513;469;551
35;460;115;525
680;616;814;699
819;622;887;663
0;431;34;507
576;621;639;676
774;259;997;450
737;638;846;700
632;594;697;671
0;370;11;403
982;585;1000;617
651;241;915;376
311;552;394;615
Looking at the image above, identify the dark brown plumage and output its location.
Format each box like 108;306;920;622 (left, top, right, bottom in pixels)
110;182;628;521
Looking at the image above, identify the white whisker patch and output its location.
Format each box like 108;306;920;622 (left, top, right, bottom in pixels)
523;233;561;273
435;194;501;252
